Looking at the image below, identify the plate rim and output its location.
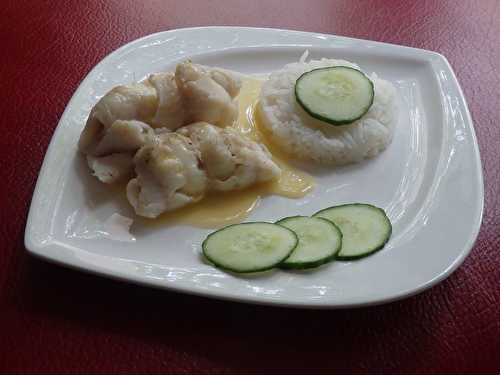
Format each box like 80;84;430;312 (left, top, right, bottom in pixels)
25;26;484;309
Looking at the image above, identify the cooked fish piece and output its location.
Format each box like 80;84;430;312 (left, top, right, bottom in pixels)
86;153;134;184
80;119;155;183
127;123;280;218
149;72;186;130
208;68;242;98
175;62;241;127
80;63;240;151
78;81;159;156
127;133;207;218
81;119;155;157
79;62;241;169
78;78;175;185
179;122;280;191
96;82;158;125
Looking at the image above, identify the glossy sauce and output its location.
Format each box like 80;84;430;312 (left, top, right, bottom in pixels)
154;78;314;228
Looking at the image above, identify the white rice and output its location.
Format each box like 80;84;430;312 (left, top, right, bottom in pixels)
259;58;397;165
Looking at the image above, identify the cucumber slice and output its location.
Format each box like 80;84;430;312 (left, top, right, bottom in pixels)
202;222;298;273
276;216;342;269
295;66;374;125
314;204;391;260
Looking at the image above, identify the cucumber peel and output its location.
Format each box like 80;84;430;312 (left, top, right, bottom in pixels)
314;203;392;260
276;216;342;269
202;222;298;273
295;66;374;126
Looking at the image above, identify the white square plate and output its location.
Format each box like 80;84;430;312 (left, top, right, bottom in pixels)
25;27;483;308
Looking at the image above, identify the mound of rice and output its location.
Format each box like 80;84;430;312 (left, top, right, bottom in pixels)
259;58;397;165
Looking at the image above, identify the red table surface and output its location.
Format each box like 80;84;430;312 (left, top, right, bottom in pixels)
1;0;499;373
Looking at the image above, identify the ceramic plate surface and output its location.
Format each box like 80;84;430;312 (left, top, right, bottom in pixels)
25;27;483;308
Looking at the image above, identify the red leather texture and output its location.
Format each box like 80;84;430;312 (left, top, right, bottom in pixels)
1;0;499;373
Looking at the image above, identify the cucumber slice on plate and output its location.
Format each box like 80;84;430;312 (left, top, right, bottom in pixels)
314;203;392;260
295;66;374;125
202;222;298;273
276;216;342;269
